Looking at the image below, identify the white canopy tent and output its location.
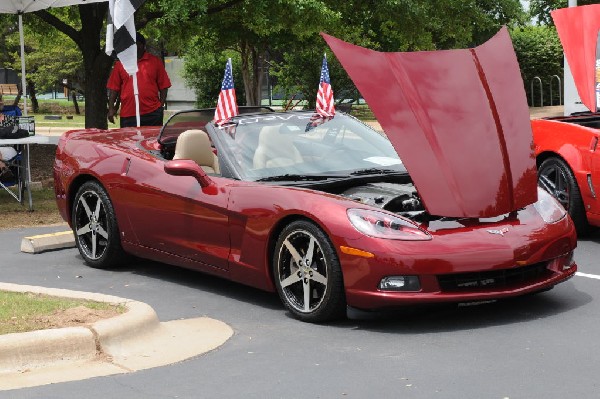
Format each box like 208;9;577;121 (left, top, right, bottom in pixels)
0;1;107;116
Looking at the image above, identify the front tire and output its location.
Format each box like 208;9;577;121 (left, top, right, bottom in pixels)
273;220;346;323
538;156;588;234
72;180;125;268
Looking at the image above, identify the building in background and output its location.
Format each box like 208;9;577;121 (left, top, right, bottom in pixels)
164;57;196;111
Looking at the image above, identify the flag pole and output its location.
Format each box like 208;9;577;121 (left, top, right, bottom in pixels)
133;73;140;127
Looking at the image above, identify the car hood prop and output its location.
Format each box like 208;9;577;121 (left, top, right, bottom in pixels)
321;27;537;218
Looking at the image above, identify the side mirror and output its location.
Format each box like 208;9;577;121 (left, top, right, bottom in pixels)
164;159;215;188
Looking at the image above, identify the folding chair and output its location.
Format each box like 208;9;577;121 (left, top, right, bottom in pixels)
0;146;26;203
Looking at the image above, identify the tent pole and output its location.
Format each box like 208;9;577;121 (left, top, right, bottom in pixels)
18;13;28;117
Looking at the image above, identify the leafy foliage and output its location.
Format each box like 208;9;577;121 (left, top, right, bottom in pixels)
510;25;564;106
0;0;547;126
181;0;527;109
0;15;19;67
182;36;246;107
6;22;82;94
529;0;599;25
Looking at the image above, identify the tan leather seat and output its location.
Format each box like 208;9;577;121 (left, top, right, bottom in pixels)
173;130;220;174
253;125;303;169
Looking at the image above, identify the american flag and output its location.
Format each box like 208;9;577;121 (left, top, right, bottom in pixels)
214;59;239;126
316;54;335;118
105;0;146;75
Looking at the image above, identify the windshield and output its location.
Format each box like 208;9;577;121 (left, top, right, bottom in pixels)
213;112;404;181
158;106;275;146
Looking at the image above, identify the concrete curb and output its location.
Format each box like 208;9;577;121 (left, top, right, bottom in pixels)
0;327;96;373
20;230;75;254
0;283;233;390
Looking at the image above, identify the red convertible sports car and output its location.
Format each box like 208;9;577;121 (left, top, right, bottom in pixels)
53;28;577;322
532;5;600;234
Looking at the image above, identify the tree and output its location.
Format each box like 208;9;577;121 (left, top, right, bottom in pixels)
269;0;527;109
32;3;113;128
6;23;83;112
529;0;599;25
182;41;246;108
179;0;527;110
29;0;243;129
171;0;338;107
510;25;563;106
0;15;18;67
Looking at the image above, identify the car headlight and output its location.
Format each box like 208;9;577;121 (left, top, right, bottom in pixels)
347;208;431;240
534;186;567;224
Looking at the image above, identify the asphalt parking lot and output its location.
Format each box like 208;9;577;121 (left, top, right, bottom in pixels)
1;224;599;398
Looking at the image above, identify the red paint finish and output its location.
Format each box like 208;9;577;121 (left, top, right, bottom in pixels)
532;118;600;221
551;4;600;113
321;28;537;218
54;111;577;309
339;203;576;308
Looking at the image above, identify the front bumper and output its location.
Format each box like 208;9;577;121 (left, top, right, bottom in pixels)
338;211;577;311
345;260;576;310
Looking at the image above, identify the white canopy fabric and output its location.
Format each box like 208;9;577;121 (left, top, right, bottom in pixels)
0;0;106;14
0;0;107;116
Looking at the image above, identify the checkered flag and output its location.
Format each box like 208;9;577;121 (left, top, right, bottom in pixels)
105;0;146;75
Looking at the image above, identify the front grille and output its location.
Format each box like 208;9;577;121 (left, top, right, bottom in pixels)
437;262;551;292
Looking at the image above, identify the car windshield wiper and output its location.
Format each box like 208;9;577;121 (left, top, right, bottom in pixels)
350;168;399;176
255;174;343;182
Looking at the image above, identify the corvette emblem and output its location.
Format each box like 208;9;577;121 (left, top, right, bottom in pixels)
487;227;509;236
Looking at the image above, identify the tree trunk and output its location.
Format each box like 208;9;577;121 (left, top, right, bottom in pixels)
82;54;113;128
27;80;39;113
72;92;80;115
240;41;265;106
79;4;113;129
34;3;113;129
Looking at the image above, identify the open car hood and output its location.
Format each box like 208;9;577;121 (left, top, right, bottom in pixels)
551;4;600;113
322;27;537;218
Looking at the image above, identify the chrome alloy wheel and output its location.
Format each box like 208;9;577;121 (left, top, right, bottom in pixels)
74;189;110;260
538;163;570;210
277;229;329;314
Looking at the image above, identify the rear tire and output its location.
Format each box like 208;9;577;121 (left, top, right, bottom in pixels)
72;180;126;269
538;157;588;235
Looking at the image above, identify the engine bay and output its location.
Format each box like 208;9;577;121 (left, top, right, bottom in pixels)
338;182;426;220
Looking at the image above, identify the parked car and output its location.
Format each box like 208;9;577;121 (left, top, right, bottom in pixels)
533;116;600;234
531;4;600;234
53;29;577;322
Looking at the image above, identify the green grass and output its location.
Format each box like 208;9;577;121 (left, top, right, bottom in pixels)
34;114;85;128
0;187;56;211
0;291;124;335
32;98;85;128
0;187;64;229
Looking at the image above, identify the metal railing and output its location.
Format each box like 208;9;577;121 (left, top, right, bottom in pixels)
550;75;562;106
530;77;543;107
530;76;564;107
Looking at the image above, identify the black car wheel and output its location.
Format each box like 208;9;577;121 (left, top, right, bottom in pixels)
273;220;346;323
538;157;588;234
72;180;125;268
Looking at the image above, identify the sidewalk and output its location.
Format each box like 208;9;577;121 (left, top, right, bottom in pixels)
529;105;564;119
0;282;233;391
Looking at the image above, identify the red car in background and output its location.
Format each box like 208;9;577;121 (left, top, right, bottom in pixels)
534;117;600;234
53;28;577;322
532;4;600;234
